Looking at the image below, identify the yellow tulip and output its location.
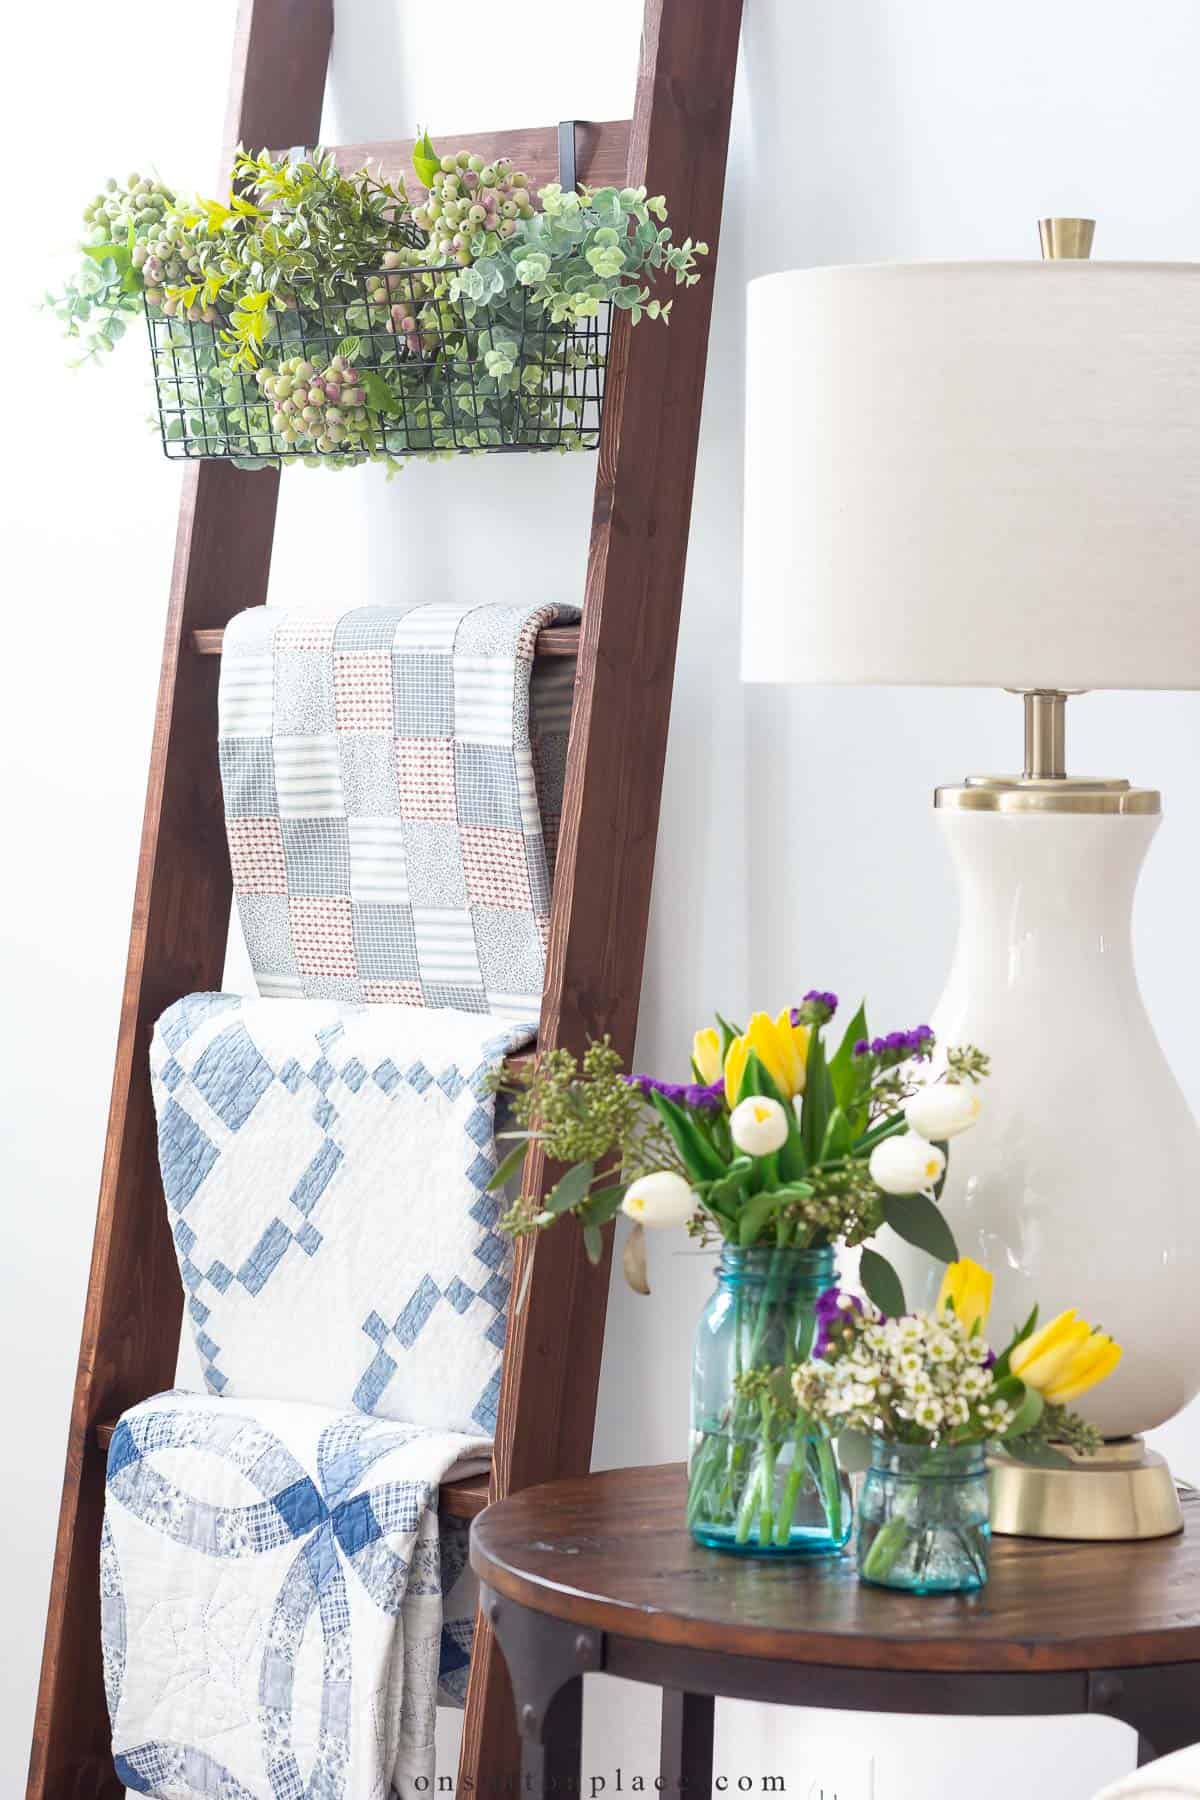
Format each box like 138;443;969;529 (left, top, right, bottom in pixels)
692;1027;723;1086
723;1035;750;1109
936;1258;993;1336
1009;1309;1123;1404
723;1009;810;1106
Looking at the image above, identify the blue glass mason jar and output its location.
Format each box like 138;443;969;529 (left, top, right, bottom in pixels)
688;1244;852;1556
857;1438;991;1592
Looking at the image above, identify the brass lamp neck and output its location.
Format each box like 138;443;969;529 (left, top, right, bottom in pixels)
933;689;1161;816
1024;689;1068;780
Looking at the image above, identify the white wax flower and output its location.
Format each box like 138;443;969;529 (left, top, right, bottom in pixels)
904;1083;982;1141
868;1133;946;1196
621;1171;695;1229
729;1095;789;1156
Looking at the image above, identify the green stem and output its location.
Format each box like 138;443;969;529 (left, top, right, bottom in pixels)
734;1459;762;1545
811;1432;844;1539
861;1516;910;1582
686;1431;725;1527
757;1400;776;1545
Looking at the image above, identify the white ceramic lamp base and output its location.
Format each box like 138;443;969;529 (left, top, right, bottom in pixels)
889;805;1200;1447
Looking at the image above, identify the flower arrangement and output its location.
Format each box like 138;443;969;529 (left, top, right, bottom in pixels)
493;995;988;1315
46;134;705;468
792;1257;1119;1455
784;1257;1122;1588
492;995;988;1556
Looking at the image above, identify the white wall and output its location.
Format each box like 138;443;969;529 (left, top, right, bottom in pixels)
4;2;1199;1796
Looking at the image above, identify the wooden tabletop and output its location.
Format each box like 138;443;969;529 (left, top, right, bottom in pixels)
470;1463;1200;1675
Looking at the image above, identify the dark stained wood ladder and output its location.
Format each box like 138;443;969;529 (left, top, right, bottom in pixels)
27;0;743;1793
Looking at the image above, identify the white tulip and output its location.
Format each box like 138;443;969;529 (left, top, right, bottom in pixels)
621;1170;695;1229
869;1133;946;1196
904;1083;982;1142
730;1094;789;1157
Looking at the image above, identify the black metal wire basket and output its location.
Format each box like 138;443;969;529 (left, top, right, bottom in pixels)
147;259;611;465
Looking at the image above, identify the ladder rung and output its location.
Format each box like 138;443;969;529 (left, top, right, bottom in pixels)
191;625;579;658
91;1419;492;1519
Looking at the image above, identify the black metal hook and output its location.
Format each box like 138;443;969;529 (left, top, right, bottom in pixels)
557;120;579;195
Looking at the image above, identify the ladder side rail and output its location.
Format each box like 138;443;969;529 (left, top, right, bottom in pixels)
26;6;333;1794
458;0;746;1788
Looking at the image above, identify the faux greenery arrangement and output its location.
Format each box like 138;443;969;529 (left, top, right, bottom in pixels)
493;995;988;1314
47;133;705;469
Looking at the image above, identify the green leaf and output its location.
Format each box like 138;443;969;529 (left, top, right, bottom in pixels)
647;1089;726;1181
486;1139;529;1192
859;1248;906;1317
828;1003;866;1099
83;242;132;272
704;1156;753;1212
544;1160;595;1215
336;335;362;362
582;1223;604;1265
361;369;400;414
578;1184;627;1227
736;1048;781;1107
737;1189;787;1248
1002;1381;1045;1443
880;1191;958;1264
412;128;441;190
818;1106;852;1164
800;1030;832;1166
852;1113;907;1156
991;1304;1039;1382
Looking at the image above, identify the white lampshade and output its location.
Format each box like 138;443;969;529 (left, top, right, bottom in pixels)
742;261;1200;690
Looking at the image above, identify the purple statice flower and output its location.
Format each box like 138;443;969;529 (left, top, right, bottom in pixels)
852;1024;935;1064
624;1074;724;1112
813;1286;865;1358
793;990;838;1027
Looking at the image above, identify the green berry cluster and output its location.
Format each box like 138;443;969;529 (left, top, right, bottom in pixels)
413;152;536;268
254;354;371;453
81;172;172;241
502;1039;645;1167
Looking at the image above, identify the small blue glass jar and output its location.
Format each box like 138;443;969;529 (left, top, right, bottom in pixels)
688;1244;852;1557
857;1438;991;1593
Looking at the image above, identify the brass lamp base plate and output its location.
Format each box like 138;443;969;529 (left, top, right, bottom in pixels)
989;1438;1183;1541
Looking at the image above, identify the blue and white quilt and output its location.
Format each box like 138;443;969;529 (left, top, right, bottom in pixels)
103;1392;487;1799
150;992;533;1436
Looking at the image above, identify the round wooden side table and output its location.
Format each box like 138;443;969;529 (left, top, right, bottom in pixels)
470;1463;1200;1797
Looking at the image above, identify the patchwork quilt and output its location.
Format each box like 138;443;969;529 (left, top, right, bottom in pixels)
150;992;533;1436
218;601;578;1022
103;1391;487;1799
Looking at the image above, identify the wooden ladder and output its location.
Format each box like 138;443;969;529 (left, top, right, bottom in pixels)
27;0;743;1792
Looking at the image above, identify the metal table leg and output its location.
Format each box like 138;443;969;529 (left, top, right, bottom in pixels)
660;1688;716;1794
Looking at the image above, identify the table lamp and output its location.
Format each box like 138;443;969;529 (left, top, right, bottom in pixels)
742;224;1200;1538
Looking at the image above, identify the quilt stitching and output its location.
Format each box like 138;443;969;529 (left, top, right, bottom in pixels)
104;1399;487;1797
151;996;531;1435
220;602;577;1016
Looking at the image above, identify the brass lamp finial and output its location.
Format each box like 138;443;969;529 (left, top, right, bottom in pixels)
1039;217;1095;260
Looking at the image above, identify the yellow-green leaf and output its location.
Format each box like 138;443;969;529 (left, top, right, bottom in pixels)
412;127;441;189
